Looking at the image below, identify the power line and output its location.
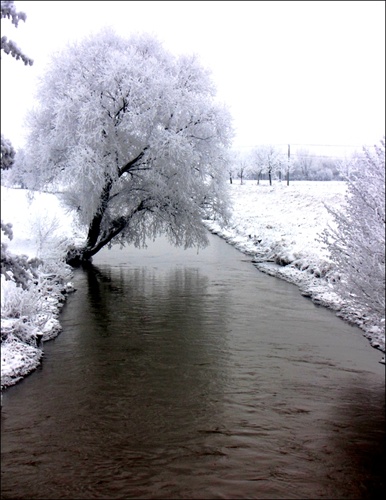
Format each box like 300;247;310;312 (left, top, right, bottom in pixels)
237;143;374;149
289;143;371;148
294;153;366;159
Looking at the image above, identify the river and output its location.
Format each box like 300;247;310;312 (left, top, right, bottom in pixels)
1;233;384;499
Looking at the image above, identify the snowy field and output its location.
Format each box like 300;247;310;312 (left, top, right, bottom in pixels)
1;181;385;389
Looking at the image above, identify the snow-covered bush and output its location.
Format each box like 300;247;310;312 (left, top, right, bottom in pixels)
1;257;73;350
312;167;334;181
0;134;16;171
321;138;385;322
1;271;48;350
30;213;73;261
1;220;41;289
1;0;33;66
1;275;40;319
1;207;74;356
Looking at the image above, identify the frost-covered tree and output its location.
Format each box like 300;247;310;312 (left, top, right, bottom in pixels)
228;165;234;184
233;151;249;185
321;138;385;319
226;150;235;184
250;145;283;185
337;152;365;182
22;31;233;264
250;146;266;185
265;146;283;186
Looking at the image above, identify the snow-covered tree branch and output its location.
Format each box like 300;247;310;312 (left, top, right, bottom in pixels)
21;31;233;265
1;0;26;26
1;1;33;66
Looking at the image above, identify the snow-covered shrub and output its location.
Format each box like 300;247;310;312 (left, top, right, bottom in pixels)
30;212;73;262
312;167;333;181
0;134;15;170
1;210;74;352
1;275;40;319
321;138;385;321
1;219;41;289
1;256;73;349
1;276;44;348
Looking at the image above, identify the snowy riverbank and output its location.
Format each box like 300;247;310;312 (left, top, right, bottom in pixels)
205;180;385;358
1;187;81;390
1;181;385;390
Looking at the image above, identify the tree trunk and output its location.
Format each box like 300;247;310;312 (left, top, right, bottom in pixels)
65;150;150;266
85;176;113;249
66;200;148;267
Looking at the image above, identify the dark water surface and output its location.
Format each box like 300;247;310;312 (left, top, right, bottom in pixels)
1;234;385;499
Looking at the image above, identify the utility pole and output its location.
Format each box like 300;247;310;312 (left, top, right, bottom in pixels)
287;144;290;186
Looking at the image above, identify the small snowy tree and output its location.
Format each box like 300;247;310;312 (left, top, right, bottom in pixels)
233;151;249;185
21;31;233;265
265;146;283;186
228;166;234;184
226;150;235;184
321;138;385;319
250;146;266;185
250;145;283;185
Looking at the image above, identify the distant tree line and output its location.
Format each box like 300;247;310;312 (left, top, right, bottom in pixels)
229;145;354;185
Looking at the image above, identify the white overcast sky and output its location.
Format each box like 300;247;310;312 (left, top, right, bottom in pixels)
1;0;385;156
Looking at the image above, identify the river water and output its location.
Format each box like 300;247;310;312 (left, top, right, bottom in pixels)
1;233;385;499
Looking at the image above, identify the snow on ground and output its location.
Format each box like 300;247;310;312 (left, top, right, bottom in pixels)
1;181;385;390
